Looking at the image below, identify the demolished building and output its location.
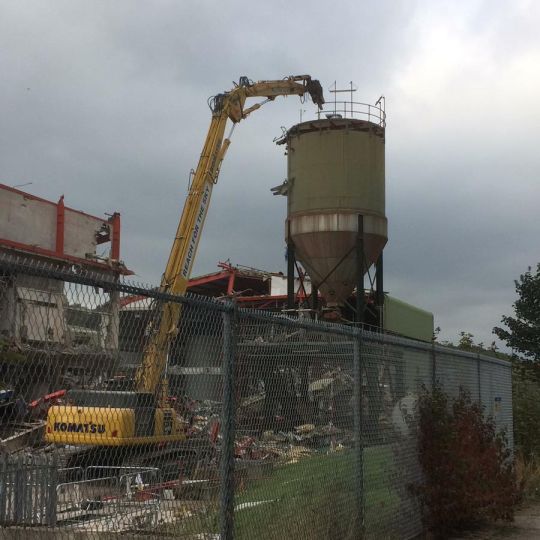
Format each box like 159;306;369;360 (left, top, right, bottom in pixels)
0;183;131;402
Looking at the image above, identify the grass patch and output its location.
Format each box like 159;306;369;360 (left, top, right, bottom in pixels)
234;446;398;540
155;445;400;539
516;452;540;502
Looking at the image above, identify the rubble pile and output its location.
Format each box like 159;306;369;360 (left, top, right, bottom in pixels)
234;422;352;466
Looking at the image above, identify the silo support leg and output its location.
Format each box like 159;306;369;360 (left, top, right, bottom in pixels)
287;241;296;310
375;254;384;328
356;215;365;324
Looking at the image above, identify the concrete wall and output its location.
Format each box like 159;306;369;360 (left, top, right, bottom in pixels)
0;275;67;344
0;187;110;260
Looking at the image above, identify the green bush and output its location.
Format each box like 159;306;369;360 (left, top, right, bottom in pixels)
413;385;519;537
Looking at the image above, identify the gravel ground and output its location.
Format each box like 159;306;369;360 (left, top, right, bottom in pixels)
451;502;540;539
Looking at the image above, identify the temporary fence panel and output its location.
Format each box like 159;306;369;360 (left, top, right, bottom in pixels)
234;310;359;539
0;251;514;539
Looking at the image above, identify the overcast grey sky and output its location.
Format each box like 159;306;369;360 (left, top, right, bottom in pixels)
1;0;539;347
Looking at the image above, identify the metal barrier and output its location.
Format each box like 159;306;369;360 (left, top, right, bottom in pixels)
0;251;513;538
0;454;57;526
55;467;161;531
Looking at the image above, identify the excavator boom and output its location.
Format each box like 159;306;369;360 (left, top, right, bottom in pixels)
134;75;324;397
46;74;324;447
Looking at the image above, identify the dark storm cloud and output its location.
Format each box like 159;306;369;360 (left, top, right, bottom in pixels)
1;0;538;347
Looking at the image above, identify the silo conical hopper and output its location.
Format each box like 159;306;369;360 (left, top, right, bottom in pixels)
285;117;387;307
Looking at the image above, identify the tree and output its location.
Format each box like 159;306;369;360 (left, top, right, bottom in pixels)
494;264;540;361
495;264;540;457
458;331;475;351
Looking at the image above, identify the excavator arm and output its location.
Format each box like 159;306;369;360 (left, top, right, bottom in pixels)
135;75;324;396
45;75;324;448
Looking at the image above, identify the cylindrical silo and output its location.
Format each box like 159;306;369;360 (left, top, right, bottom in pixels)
285;116;387;307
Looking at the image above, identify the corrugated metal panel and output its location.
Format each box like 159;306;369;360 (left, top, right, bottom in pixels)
402;347;432;394
480;359;514;449
435;351;480;401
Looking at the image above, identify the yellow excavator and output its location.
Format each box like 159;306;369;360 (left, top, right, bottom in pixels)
45;75;324;449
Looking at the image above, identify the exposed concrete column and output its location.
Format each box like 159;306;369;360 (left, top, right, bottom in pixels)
105;277;119;351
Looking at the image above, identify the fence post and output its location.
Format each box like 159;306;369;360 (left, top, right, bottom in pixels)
46;454;58;527
0;454;7;524
431;343;437;389
14;455;24;524
220;304;237;540
477;354;482;404
353;329;364;536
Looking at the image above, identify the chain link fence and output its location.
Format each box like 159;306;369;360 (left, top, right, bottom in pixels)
0;251;513;539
